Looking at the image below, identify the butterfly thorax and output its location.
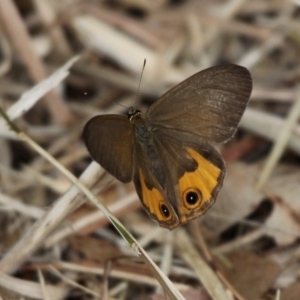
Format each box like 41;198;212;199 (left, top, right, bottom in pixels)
129;109;154;144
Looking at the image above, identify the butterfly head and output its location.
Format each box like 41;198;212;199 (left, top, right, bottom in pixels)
128;107;142;121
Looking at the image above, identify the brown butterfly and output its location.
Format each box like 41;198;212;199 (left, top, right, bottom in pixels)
83;64;252;230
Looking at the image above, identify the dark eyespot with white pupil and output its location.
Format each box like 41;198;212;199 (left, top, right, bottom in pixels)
183;188;203;208
186;191;198;205
160;204;170;218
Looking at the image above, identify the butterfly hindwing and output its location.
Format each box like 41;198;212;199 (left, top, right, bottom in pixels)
152;129;226;226
132;140;180;229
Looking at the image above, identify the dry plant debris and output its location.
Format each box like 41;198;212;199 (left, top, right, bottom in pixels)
0;0;300;299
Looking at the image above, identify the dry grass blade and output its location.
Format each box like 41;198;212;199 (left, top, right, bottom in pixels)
72;16;158;75
49;265;99;297
175;228;230;300
0;0;72;124
256;87;300;189
0;109;184;299
44;192;140;248
32;0;72;57
2;1;300;298
57;261;189;290
0;269;67;299
0;161;104;274
37;268;50;300
0;34;12;77
0;192;44;219
0;56;79;132
240;108;300;155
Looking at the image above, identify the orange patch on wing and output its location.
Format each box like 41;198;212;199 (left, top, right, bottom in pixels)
178;148;221;223
139;169;178;228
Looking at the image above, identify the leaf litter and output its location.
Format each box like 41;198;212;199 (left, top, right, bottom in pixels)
1;0;300;299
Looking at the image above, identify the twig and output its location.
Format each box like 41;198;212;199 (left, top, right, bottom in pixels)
240;108;300;155
0;269;67;299
175;228;231;300
32;0;72;57
256;86;300;189
0;108;185;300
0;0;73;124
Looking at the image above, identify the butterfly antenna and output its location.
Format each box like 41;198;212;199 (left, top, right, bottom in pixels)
111;101;129;110
134;59;146;110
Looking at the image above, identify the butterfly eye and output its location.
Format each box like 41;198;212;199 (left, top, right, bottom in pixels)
183;188;203;209
160;203;171;220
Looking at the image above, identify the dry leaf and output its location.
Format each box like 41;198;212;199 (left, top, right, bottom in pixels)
202;162;263;233
221;251;280;299
281;281;300;300
202;162;300;245
69;236;123;261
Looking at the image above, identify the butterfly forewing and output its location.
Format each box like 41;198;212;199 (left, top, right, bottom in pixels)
146;64;252;143
83;115;134;182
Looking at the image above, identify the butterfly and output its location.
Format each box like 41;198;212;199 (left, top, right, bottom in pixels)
83;64;252;230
